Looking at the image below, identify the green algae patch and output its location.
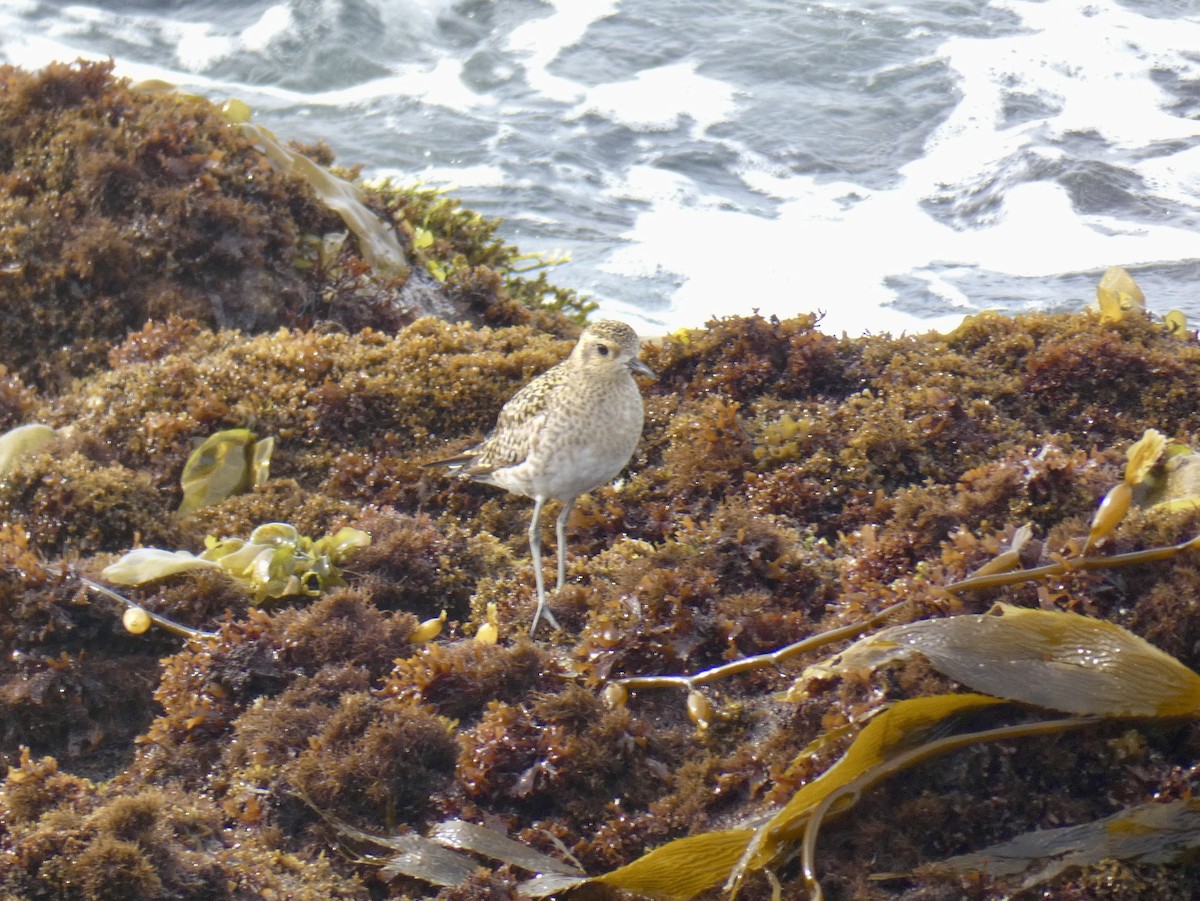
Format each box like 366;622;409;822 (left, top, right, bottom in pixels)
103;522;370;605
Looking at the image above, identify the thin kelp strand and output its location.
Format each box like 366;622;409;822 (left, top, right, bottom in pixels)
946;531;1200;594
615;600;911;693
76;574;217;640
965;523;1031;578
612;531;1200;703
795;715;1099;901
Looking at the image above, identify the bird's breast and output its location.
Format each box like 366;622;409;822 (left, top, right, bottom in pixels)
492;375;644;501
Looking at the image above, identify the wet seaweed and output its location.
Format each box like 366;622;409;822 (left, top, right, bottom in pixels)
7;58;1200;901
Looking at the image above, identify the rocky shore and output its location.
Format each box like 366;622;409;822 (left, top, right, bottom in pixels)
2;59;1200;900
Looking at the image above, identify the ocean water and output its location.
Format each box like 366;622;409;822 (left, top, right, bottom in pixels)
4;0;1200;336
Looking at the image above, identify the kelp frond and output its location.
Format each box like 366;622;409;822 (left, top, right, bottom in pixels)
519;691;1102;900
177;428;274;515
555;559;1200;898
793;603;1200;717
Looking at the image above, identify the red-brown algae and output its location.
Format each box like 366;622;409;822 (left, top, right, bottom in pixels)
6;61;1200;900
9;306;1200;899
0;60;585;392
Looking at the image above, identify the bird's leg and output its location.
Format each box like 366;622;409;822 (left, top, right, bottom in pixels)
555;496;576;591
528;496;561;635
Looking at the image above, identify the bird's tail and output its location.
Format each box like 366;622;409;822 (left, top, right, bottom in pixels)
422;452;471;470
422;450;493;480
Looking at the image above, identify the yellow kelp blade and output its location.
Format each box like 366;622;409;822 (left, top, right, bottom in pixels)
1124;428;1166;486
1079;427;1168;550
0;423;57;476
179;428;271;515
1095;266;1145;323
1083;482;1131;551
519;828;757;899
520;695;1006;900
251;435;275;486
1143;446;1200;513
1164;309;1188;335
101;547;221;585
241;123;407;276
799;604;1200;717
758;694;1005;848
724;693;1007;895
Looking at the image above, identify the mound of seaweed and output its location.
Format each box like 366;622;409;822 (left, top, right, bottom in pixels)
3;61;1200;901
4;307;1200;900
0;60;583;390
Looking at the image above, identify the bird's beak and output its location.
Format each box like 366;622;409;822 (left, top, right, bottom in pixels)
630;358;658;380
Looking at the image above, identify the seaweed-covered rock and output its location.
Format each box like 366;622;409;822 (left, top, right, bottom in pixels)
0;60;334;386
5;302;1200;899
0;61;587;390
7;59;1200;901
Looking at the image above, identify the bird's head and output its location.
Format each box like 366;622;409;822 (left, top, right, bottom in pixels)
571;320;657;379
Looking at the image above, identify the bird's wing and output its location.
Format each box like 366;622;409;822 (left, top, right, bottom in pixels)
427;364;564;477
469;409;549;475
493;364;561;431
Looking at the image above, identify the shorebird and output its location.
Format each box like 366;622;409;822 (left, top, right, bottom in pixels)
426;321;656;634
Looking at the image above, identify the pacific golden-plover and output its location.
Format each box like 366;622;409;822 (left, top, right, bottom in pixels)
426;321;656;634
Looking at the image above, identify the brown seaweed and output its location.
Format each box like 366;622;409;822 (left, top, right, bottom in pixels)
8;57;1200;901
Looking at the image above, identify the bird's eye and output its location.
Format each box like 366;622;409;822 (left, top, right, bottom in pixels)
596;343;610;356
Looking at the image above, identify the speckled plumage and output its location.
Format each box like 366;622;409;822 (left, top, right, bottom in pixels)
427;321;655;633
